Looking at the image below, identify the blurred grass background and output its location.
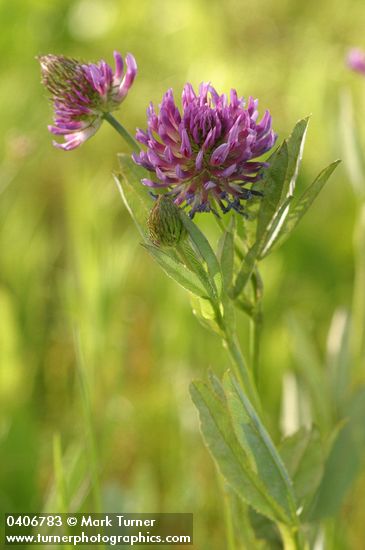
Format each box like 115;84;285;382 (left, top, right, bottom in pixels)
1;0;365;548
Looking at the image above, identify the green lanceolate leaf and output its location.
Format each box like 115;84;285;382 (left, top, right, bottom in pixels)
179;209;223;298
217;224;235;291
216;222;236;327
255;141;289;243
233;142;289;296
178;241;216;296
279;427;324;517
281;117;310;200
190;376;298;525
269;160;341;254
207;370;226;401
223;372;298;525
116;154;155;238
259;196;293;259
232;118;319;290
310;387;365;520
257;112;310;257
143;244;209;298
257;117;309;260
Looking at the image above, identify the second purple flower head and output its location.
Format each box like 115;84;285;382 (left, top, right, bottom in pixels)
134;83;277;217
38;51;137;150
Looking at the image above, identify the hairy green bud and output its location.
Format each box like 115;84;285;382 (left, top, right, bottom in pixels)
148;196;186;247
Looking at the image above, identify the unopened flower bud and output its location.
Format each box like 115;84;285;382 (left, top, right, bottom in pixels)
148;196;186;247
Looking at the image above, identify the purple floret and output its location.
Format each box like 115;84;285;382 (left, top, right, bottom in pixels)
133;83;277;216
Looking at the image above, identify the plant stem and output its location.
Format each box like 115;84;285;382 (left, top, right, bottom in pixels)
223;329;262;415
212;210;264;386
219;477;237;550
278;524;308;550
250;268;264;386
103;112;140;152
250;312;262;386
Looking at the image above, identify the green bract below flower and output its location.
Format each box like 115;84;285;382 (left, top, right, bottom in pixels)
38;51;137;150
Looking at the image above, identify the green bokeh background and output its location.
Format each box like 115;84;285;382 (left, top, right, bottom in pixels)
1;0;365;548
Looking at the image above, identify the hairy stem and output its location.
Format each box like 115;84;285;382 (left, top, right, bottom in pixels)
278;524;308;550
250;313;262;385
219;478;237;550
103;112;140;152
210;213;263;411
223;328;262;414
250;268;264;386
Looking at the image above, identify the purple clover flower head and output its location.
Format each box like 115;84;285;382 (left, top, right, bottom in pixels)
133;83;277;217
38;51;137;150
347;48;365;75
